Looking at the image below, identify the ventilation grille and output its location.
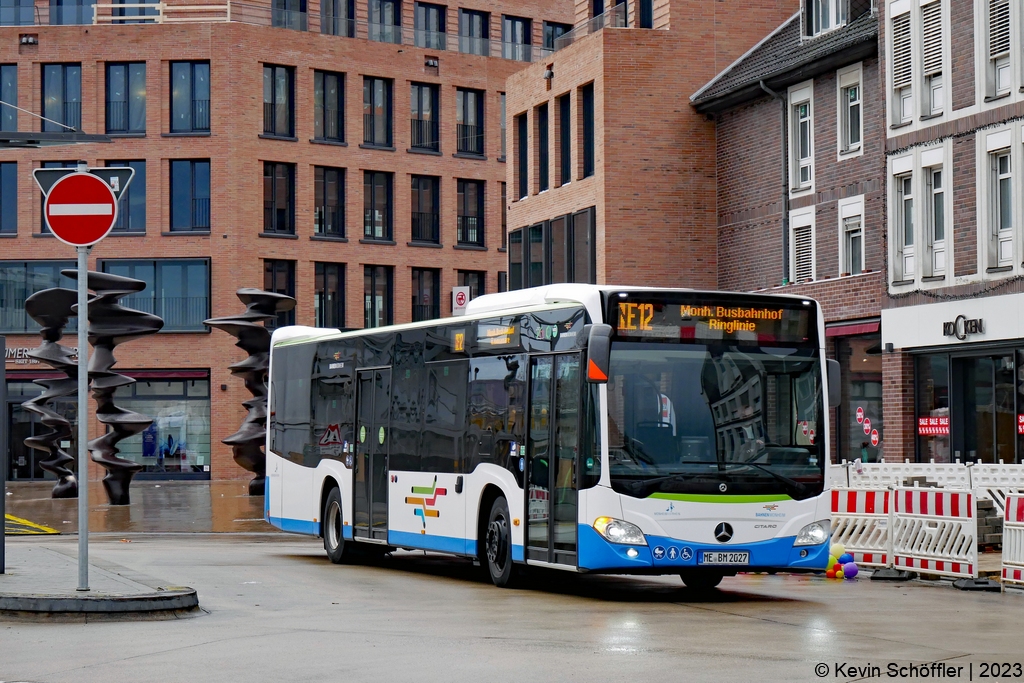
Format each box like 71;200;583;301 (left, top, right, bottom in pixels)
792;225;814;282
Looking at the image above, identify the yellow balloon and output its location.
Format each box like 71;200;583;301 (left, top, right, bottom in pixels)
836;570;845;579
830;543;846;558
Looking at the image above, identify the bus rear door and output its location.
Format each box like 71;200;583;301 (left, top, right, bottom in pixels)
354;367;391;542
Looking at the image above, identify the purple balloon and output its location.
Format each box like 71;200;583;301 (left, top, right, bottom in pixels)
843;562;859;579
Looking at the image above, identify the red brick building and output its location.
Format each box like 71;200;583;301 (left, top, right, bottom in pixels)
0;0;573;482
691;3;887;464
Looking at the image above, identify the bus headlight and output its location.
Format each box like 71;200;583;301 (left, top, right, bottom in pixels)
794;520;830;546
593;517;647;546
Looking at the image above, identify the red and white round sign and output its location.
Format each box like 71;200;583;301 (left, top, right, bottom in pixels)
455;291;468;307
801;421;808;435
870;429;880;447
44;172;118;247
856;406;864;424
863;417;872;435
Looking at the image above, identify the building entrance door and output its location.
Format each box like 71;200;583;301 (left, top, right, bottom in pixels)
950;354;1015;463
6;401;76;481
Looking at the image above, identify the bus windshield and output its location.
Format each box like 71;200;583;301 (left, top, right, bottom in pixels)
606;342;825;500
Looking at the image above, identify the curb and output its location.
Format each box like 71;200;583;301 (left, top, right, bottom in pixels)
0;587;199;614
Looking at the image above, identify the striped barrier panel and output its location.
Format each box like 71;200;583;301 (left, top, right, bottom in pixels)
830;488;891;568
891;487;976;579
1003;494;1024;588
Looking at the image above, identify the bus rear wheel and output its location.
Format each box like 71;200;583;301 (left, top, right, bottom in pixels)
485;496;518;587
680;570;723;591
323;488;350;564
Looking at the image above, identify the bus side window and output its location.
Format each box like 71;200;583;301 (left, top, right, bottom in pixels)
391;364;424;472
271;343;316;464
423;361;468;473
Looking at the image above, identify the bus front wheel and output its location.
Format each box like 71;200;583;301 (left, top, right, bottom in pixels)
680;570;723;590
485;496;518;587
323;488;350;564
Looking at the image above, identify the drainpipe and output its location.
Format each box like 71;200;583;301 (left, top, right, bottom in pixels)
760;80;790;285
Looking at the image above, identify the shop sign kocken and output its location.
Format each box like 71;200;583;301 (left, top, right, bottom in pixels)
941;315;984;340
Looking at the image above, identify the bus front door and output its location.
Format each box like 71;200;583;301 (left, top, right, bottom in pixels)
354;368;391;542
526;353;580;566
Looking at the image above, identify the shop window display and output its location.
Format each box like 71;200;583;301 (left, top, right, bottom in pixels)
834;335;883;463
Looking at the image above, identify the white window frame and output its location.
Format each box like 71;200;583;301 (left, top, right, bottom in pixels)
838;194;865;276
805;0;848;36
837;63;863;158
985;0;1012;98
924;163;946;277
992;149;1013;266
891;162;916;283
789;81;814;194
789;207;816;283
920;0;945;117
890;3;914;125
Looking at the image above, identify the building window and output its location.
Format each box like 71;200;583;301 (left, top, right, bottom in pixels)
843;217;863;275
0;261;75;333
314;70;344;143
988;0;1011;97
515;113;528;199
363;76;392;147
170;61;210;133
506;207;595;290
272;0;307;29
0;64;16;132
315;262;345;328
369;0;401;43
993;151;1013;267
838;66;861;154
456;88;484;155
457;179;484;246
834;334;884;464
543;21;571;51
412;267;440;321
0;162;16;234
410;174;440;243
458;270;484;298
536;103;549;192
805;0;847;36
410;83;439;152
499;92;506;159
42;63;81;132
638;0;653;28
111;0;159;23
39;161;75;233
502;15;531;62
264;259;296;328
790;211;814;283
105;62;145;135
170;159;210;231
1;0;33;25
314;166;345;237
558;93;571;185
500;181;507;247
363;170;392;240
497;271;507;292
415;2;446;49
321;0;355;36
458;8;489;55
49;0;94;25
927;167;945;275
107;160;146;233
110;378;212;478
896;173;915;280
263;64;294;138
791;94;813;189
581;83;594;178
509;229;523;289
921;1;943;115
101;259;210;331
364;265;393;327
263;162;295;235
891;11;913;123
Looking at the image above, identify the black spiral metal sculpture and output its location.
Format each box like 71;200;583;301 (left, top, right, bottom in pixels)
205;289;296;496
21;288;80;498
64;270;164;506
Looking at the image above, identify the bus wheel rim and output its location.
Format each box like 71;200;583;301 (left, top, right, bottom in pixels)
486;516;507;568
328;501;341;550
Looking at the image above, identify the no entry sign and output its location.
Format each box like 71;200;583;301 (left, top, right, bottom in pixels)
43;172;118;247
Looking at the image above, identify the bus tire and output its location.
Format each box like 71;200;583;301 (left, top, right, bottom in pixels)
323;488;349;564
680;570;723;591
485;496;518;587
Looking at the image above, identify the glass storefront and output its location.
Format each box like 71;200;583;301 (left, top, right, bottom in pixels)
833;334;884;463
916;350;1021;463
5;380;77;481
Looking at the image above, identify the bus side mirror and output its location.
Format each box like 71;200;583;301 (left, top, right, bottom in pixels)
826;359;841;408
587;324;613;383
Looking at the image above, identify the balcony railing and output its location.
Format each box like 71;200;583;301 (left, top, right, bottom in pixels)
315;205;344;236
263;102;292;136
411;212;439;243
457;34;489;56
106;100;129;133
119;295;210;331
553;2;627;52
457;215;482;245
414;28;445;49
315;106;343;141
410;118;438;151
500;41;531;62
412;303;438;322
172;99;210;133
368;21;400;43
172;197;210;231
363;209;390;240
363;113;390;146
320;14;354;36
456;123;483;155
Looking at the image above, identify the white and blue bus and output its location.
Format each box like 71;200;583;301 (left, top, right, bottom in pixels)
266;285;838;588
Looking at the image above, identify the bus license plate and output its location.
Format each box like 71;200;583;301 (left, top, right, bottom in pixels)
699;551;749;565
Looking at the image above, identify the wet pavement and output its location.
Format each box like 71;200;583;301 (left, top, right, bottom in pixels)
1;534;1022;682
3;481;273;534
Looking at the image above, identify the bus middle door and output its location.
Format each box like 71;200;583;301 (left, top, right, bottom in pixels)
354;367;391;542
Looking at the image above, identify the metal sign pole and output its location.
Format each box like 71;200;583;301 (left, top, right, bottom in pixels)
76;246;89;591
1;335;7;574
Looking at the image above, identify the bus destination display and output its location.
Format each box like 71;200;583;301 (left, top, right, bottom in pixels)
614;299;812;344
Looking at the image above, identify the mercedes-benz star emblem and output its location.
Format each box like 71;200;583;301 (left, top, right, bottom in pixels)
718;483;728;492
715;522;734;543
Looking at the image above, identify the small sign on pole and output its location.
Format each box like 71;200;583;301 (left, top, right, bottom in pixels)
452;286;471;317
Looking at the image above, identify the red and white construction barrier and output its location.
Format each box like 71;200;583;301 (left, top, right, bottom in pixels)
1002;494;1024;589
830;488;891;567
891;487;977;579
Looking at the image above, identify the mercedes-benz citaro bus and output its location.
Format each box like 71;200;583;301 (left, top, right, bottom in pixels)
265;285;839;589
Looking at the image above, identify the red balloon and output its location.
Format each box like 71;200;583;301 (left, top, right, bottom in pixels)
826;570;836;579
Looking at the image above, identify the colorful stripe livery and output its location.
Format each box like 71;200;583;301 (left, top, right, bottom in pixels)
831;488;889;514
405;476;448;528
894;489;972;518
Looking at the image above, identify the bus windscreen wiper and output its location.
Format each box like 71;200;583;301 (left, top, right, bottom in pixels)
722;462;808;498
615;467;719;497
